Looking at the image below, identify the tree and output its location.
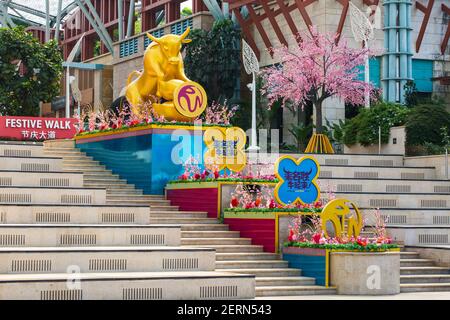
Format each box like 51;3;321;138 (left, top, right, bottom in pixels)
184;19;240;103
181;7;193;17
260;28;374;133
0;27;63;116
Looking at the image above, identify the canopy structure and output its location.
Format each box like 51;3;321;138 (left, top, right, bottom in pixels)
0;0;76;28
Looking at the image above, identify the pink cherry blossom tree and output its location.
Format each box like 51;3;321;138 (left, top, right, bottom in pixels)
260;28;376;133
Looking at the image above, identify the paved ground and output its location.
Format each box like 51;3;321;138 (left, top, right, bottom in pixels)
256;292;450;300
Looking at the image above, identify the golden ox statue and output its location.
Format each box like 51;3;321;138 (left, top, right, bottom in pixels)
124;27;207;122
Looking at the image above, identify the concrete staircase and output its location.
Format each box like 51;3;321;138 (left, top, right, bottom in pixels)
400;248;450;292
0;142;254;300
41;141;336;297
34;141;450;296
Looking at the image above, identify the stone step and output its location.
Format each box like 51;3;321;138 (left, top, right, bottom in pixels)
400;283;450;293
216;253;280;261
0;205;150;224
58;155;93;161
400;252;420;259
367;209;450;226
181;231;240;238
150;205;179;211
149;218;218;225
83;172;120;178
180;224;229;231
184;245;264;253
107;195;165;201
320;177;450;194
106;199;171;206
107;190;144;195
216;260;289;269
85;180;128;185
83;175;122;181
0;170;84;188
181;238;252;245
0;246;215;273
256;276;315;287
65;168;111;173
255;285;337;297
400;266;450;275
400;259;435;267
63;159;99;165
318;164;435;180
333;192;450;209
401;274;450;284
86;184;135;190
63;164;106;170
216;268;301;277
0;144;45;157
0;271;255;299
150;211;208;218
2;156;63;172
0;187;106;205
0;224;180;247
257;152;404;167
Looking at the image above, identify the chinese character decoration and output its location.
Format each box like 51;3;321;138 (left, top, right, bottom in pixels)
204;127;247;172
320;198;363;238
274;155;320;205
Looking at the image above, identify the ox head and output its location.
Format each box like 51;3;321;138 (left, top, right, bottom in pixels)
146;27;192;65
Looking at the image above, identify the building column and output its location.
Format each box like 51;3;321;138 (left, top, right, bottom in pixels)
382;0;413;104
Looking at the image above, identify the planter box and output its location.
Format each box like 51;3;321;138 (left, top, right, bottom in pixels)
223;211;311;253
330;251;400;295
282;247;328;286
166;181;276;219
282;247;400;294
75;124;214;194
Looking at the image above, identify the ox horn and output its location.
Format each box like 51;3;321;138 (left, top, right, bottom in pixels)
146;32;160;43
180;27;191;43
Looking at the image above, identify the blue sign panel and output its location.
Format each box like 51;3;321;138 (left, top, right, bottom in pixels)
274;155;320;205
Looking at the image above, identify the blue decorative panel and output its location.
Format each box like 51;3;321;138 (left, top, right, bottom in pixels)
144;28;165;49
412;59;433;92
274;156;320;205
119;38;138;58
283;253;326;286
357;57;381;88
171;18;193;35
77;130;206;195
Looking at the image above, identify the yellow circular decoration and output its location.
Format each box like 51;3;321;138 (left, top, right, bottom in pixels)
321;199;363;238
173;82;207;118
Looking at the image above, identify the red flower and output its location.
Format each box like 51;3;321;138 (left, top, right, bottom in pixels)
314;201;322;208
268;199;276;209
255;197;262;207
129;119;140;126
245;202;254;209
312;233;322;244
357;237;368;247
213;170;220;179
179;173;188;181
230;197;239;208
194;173;201;180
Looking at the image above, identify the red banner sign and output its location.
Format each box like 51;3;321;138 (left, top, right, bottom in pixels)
0;116;77;141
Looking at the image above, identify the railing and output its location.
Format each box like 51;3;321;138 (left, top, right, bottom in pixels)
143;28;166;50
114;13;213;61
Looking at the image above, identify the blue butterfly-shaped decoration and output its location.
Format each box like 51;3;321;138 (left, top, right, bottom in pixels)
274;156;320;206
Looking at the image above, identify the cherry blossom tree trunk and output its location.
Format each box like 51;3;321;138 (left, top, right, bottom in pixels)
315;101;323;134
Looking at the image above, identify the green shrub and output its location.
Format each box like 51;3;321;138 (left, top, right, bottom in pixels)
343;102;410;146
405;103;450;147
